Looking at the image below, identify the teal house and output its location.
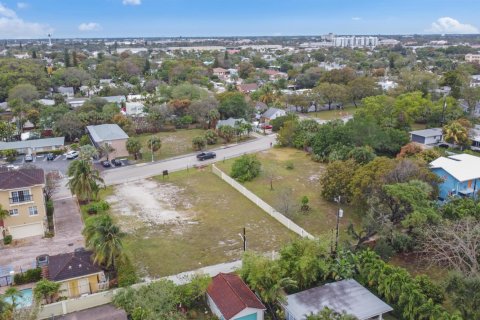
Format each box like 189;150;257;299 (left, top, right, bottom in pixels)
207;273;265;320
430;153;480;200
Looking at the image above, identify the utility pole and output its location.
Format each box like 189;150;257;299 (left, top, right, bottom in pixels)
238;228;246;252
333;196;343;257
440;95;447;127
151;138;154;163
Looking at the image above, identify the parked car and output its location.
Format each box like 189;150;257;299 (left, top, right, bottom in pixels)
66;150;79;159
101;160;111;168
260;123;273;129
111;158;122;166
196;152;216;161
24;154;33;162
46;153;55;161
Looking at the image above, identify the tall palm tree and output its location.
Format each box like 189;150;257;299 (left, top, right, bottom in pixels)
98;143;115;161
4;287;22;310
67;159;104;202
207;109;220;129
83;214;125;270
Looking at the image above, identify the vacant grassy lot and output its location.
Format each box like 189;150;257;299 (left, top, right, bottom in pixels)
106;168;295;278
308;105;358;121
133;129;220;162
216;148;361;238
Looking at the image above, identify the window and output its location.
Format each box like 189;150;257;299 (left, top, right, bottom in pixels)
28;206;38;216
9;209;18;216
10;190;32;203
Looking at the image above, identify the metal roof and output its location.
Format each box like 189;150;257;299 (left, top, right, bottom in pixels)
0;137;65;151
284;279;393;320
430;153;480;182
87;124;129;143
409;128;443;138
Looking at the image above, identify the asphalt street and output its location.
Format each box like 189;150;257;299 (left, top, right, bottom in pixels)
102;133;276;185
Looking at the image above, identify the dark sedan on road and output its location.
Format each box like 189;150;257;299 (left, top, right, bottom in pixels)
196;152;216;161
101;160;111;168
111;158;122;167
46;153;55;161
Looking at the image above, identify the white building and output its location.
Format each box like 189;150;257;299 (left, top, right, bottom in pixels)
466;54;480;63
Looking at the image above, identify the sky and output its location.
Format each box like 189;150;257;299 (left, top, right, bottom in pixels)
0;0;479;39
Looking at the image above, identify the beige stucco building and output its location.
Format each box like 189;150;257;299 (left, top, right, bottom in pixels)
86;124;129;159
0;168;47;239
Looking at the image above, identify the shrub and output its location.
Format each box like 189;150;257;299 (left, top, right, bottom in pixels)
373;239;395;261
69;143;79;151
79;135;91;146
117;258;139;287
231;155;261;182
192;136;207;151
204;129;218;145
285;161;294;170
2;149;17;163
86;201;110;215
3;235;12;245
14;268;42;285
300;196;310;212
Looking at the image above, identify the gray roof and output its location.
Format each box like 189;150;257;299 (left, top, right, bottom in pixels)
87;124;129;143
216;118;246;129
262;107;285;119
0;137;65;151
57;86;74;95
284;279;393;320
410;128;443;138
101;96;126;104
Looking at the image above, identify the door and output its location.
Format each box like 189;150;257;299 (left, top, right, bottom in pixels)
9;222;44;239
77;278;90;295
235;313;257;320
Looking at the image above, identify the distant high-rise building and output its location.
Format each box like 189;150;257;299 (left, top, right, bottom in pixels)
332;36;378;48
466;54;480;64
48;34;52;47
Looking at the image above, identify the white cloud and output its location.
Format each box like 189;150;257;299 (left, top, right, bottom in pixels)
428;17;478;34
17;2;29;9
78;22;101;31
0;4;52;38
352;17;362;21
122;0;141;5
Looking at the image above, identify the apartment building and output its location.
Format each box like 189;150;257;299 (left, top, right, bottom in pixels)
466;54;480;63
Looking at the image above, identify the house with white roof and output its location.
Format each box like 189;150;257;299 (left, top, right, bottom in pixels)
430;153;480;200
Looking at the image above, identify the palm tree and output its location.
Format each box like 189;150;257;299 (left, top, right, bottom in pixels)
83;214;125;270
34;279;61;304
146;136;161;162
67;159;104;202
259;85;275;105
98;143;115;161
207;109;220;129
4;287;22;310
443;121;470;150
126;138;141;160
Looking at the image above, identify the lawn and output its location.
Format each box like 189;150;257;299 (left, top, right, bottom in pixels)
216;148;362;239
105;168;296;278
133;129;222;162
308;105;358;121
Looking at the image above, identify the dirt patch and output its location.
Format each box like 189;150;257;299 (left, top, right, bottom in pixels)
107;179;193;232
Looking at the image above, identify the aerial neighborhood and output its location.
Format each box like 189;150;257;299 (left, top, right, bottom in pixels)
0;1;480;319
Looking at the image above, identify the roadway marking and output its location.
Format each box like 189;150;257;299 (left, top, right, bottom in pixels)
54;155;62;161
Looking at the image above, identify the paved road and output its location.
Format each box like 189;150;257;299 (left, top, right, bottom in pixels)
102;134;276;186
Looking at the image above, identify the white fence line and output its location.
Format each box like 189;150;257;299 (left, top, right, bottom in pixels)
211;164;314;239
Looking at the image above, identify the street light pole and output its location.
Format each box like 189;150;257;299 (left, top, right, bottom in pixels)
333;196;343;257
151;138;154;163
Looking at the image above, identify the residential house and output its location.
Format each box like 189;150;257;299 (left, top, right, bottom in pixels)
101;95;126;106
261;107;287;123
0;137;65;155
377;79;398;91
470;125;480;150
430;153;480;200
122;102;145;117
470;75;480;88
237;83;258;94
216;118;247;130
86;124;129;158
67;98;88;109
57;86;75;98
409;128;443;145
0;168;47;239
213;67;229;77
283;279;393;320
37;99;55;106
207;273;265;320
43;250;108;298
263;69;288;81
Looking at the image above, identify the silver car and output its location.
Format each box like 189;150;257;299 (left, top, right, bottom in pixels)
24;154;33;162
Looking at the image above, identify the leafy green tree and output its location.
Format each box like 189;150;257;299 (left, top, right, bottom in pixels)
34;279;61;304
315;83;347;110
231;154;261;182
79;145;99;161
347;77;380;107
277;120;298;147
217;91;250;119
83;214;125;270
462;86;480;116
67;159;104;202
270;114;299;132
126;138;142;160
348;146;376;164
446;273;480;319
307;307;357;320
320;159;358;203
0;121;16;141
2;149;17;163
7;83;39;103
192;136;206;151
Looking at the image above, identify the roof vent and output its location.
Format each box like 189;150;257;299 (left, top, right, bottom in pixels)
78;264;82;268
68;265;72;270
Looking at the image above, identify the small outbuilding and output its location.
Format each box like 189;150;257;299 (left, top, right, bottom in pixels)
207;273;266;320
86;124;129;158
283;279;393;320
409;128;443;145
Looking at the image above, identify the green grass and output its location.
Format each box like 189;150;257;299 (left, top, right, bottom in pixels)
308;105;358;121
216;148;362;238
107;168;296;278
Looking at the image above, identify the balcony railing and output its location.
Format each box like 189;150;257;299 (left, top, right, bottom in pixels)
9;194;33;204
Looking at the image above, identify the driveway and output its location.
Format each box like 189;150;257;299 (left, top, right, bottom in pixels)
102;133;276;185
57;304;127;320
0;179;84;272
